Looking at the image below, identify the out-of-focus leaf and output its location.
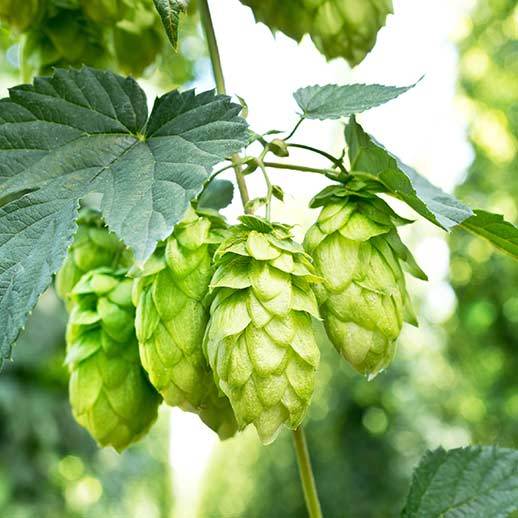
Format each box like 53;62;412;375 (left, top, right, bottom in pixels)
198;179;235;210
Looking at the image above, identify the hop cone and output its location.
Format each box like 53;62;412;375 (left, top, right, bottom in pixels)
134;208;238;439
204;216;321;444
66;268;161;451
80;0;124;24
304;193;425;378
56;209;133;304
239;0;392;66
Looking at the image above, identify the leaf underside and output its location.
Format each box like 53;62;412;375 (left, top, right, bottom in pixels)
153;0;186;49
402;446;518;517
294;81;418;120
0;66;248;364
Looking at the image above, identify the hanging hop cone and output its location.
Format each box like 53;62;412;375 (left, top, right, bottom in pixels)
304;191;426;378
66;268;162;452
56;209;133;304
204;215;321;444
239;0;393;66
133;207;238;440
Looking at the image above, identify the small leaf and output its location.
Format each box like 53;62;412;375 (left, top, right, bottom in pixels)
272;185;284;202
294;81;419;120
345;117;473;230
459;210;518;260
198;180;235;211
245;197;267;213
402;446;518;517
153;0;186;50
0;67;248;365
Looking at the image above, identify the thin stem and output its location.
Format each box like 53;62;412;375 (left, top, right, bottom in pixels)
284;116;306;141
263;161;341;179
292;428;323;518
288;143;348;178
199;0;251;211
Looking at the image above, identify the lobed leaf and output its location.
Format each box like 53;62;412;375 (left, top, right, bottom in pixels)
402;446;518;517
294;81;418;120
0;67;248;365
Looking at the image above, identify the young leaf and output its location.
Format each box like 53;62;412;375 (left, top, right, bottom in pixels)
294;81;418;120
0;67;248;365
459;210;518;260
153;0;186;49
345;117;473;230
402;446;518;517
198;179;235;210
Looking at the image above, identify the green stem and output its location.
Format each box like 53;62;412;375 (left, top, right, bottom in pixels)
288;143;348;178
263;161;341;179
292;428;323;518
199;0;251;211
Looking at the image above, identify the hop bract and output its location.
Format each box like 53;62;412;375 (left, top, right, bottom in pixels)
134;208;238;439
66;269;161;452
239;0;393;66
304;192;425;378
204;216;321;444
56;209;133;304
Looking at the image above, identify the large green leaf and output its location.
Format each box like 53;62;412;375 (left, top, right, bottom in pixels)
459;210;518;260
402;446;518;517
0;67;247;364
153;0;186;49
294;82;417;120
345;117;473;230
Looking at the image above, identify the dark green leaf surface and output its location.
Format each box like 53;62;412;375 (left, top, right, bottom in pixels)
153;0;186;49
198;179;234;210
294;81;417;120
346;117;473;230
460;210;518;260
0;67;247;364
402;446;518;517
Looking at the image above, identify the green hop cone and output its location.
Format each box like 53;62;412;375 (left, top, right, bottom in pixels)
133;207;238;439
56;209;133;303
239;0;392;66
0;0;41;32
80;0;124;24
304;192;426;378
66;268;161;451
204;215;321;444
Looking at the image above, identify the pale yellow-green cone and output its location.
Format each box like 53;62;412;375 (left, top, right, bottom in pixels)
204;216;321;445
304;193;425;378
133;208;238;439
66;268;161;451
56;209;133;305
239;0;393;66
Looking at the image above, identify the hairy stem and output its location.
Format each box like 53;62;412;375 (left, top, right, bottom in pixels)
199;0;251;211
292;428;323;518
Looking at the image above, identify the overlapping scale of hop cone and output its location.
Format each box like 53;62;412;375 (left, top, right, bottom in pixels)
239;0;393;66
66;268;161;452
204;215;321;444
304;191;425;378
56;209;133;304
133;207;238;440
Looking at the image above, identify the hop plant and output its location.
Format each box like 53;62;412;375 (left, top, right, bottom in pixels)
133;207;238;439
56;209;133;304
66;268;162;451
304;190;426;378
239;0;393;66
80;0;124;24
204;216;321;444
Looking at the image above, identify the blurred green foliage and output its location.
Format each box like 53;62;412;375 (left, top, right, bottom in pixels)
447;0;518;446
